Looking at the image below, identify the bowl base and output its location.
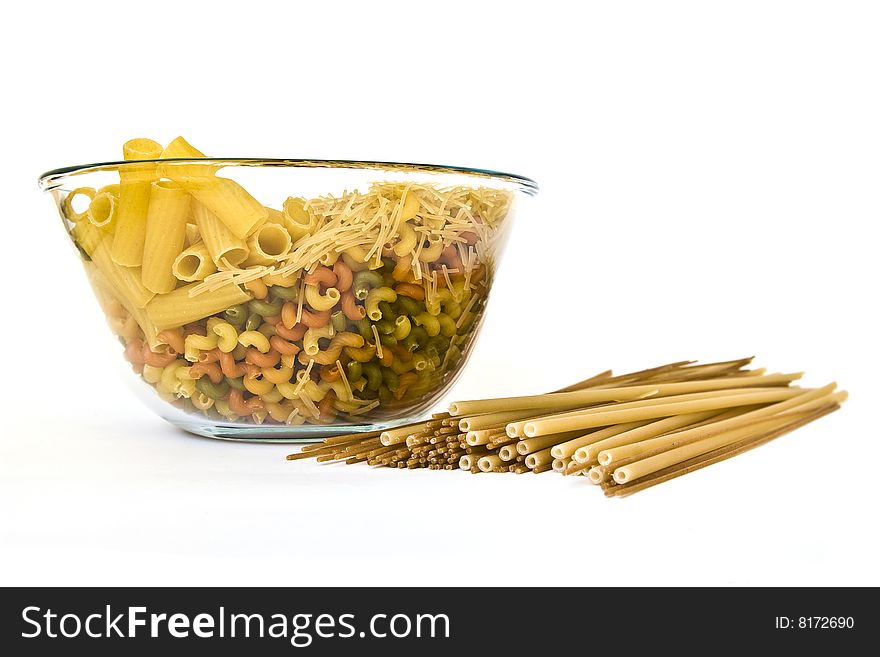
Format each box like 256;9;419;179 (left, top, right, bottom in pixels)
168;416;424;443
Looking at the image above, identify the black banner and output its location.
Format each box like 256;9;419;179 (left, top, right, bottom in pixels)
0;587;871;654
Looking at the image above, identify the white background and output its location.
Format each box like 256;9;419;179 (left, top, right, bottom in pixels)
1;0;877;586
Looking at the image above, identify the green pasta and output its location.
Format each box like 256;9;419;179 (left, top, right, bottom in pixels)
375;318;396;335
269;285;299;301
353;271;384;300
346;361;363;381
363;362;382;391
404;326;429;352
331;311;347;332
224;304;248;326
196;377;230;400
396;296;422;317
382;368;400;392
227;376;246;391
249;298;283;317
245;312;262;331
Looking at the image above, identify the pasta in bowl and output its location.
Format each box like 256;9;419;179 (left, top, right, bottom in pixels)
39;137;537;440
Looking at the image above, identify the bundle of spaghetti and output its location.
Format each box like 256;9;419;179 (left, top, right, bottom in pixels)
286;357;844;495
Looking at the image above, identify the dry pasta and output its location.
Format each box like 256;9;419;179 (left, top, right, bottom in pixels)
65;135;513;427
289;358;845;495
141;181;191;293
111;138;163;266
172;242;217;282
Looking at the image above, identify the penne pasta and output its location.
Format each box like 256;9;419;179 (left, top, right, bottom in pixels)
157;135;216;179
141;180;192;293
192;201;249;267
74;221;155;309
145;281;251;331
86;192;117;229
158;137;266;238
182;176;268;239
281;196;315;241
172;242;217;282
62;187;96;223
110;138;163;266
83;257;160;348
244;222;293;265
184;222;201;246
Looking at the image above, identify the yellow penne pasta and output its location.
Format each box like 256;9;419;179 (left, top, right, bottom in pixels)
172;242;217;282
62;187;96;223
122;138;163;172
157;135;222;181
145;281;251;331
157;137;266;238
182;176;268;239
244;222;292;265
98;183;121;198
281;196;314;241
75;221;155;309
192;202;249;267
86;192;117;229
110;138;163;267
84;261;160;348
184;222;200;246
265;207;284;224
141;181;191;294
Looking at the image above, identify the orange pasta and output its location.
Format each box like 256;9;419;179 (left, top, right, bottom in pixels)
245;348;281;368
228;389;264;416
332;260;353;292
280;301;298;330
394;283;425;301
318;392;336;418
244;278;268;299
300;332;365;366
392;255;415;282
320;364;341;382
219;350;249;378
198;348;222;363
304;265;337;289
300;308;331;328
142;344;177;367
345;345;376;362
157;329;185;354
262;314;281;326
274;322;308;341
378;348;394;368
269;335;301;355
124;339;146;366
341;291;366;320
190;361;224;384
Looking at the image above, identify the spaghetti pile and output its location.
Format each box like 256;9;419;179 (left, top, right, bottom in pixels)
287;357;845;496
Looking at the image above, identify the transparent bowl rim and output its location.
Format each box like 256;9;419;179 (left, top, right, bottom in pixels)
38;158;539;195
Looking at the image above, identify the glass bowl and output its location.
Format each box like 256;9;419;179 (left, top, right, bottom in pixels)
39;142;538;441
